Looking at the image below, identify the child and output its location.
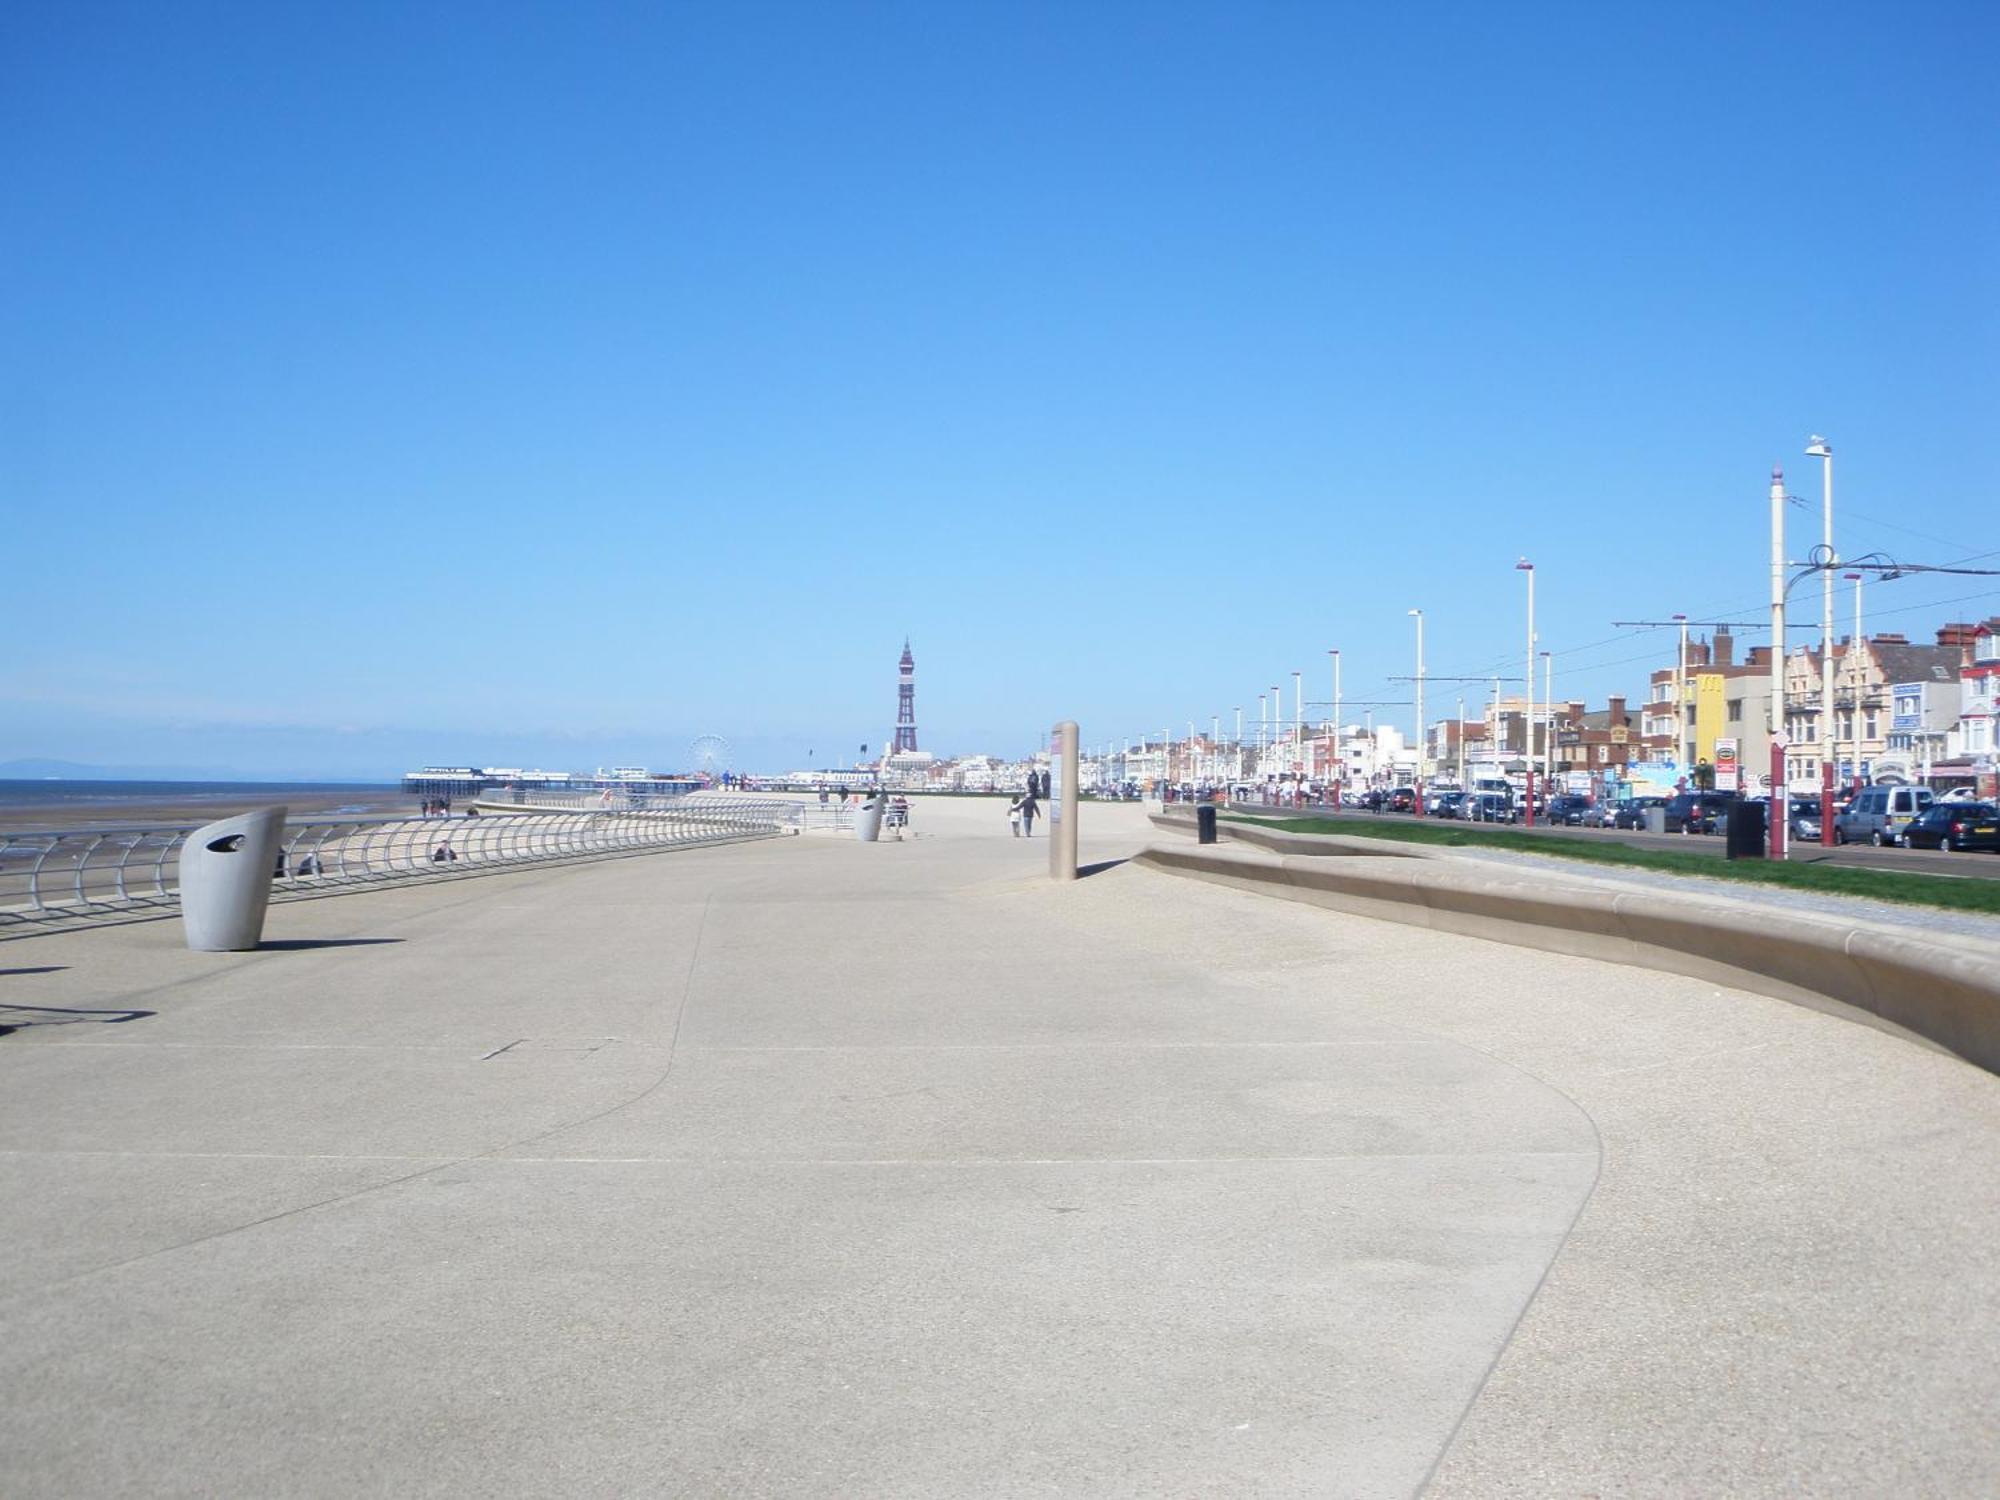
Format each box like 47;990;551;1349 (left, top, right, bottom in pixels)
1007;797;1024;837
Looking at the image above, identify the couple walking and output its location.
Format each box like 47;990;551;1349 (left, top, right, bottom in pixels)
1007;788;1041;837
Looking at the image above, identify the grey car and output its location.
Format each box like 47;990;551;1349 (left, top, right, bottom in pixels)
1833;785;1934;846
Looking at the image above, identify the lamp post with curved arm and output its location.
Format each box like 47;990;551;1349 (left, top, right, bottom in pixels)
1807;436;1836;843
1409;610;1426;814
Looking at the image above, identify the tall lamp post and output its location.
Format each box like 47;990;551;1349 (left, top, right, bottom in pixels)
1329;649;1342;807
1292;671;1303;779
1409;609;1426;812
1673;613;1689;778
1768;467;1788;858
1844;570;1865;795
1807;435;1836;844
1516;559;1536;823
1270;686;1282;783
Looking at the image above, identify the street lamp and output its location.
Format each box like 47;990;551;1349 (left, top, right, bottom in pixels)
1270;685;1281;783
1292;670;1303;778
1843;570;1865;795
1328;649;1342;806
1807;435;1836;844
1673;612;1690;778
1408;609;1426;812
1516;558;1536;823
1768;466;1788;858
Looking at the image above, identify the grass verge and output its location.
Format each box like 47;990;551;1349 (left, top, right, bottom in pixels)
1225;813;2000;917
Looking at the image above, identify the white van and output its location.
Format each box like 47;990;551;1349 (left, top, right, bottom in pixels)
1833;785;1934;846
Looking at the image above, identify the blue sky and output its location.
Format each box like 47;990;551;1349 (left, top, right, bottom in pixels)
6;1;1995;777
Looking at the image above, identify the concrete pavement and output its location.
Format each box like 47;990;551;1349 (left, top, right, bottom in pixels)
3;796;1997;1496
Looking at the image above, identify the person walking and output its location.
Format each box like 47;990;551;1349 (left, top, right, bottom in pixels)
1018;786;1041;837
1007;796;1024;837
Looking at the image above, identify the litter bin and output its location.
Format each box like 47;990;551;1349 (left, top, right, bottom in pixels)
1643;806;1667;835
1725;798;1766;860
1196;805;1218;844
855;793;886;843
181;806;288;952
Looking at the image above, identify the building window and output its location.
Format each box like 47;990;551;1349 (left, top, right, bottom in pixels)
1726;699;1742;723
1865;712;1878;740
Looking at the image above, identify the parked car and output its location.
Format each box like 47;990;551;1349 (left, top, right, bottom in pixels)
1465;792;1515;823
1544;794;1595;826
1430;790;1467;819
1662;791;1734;834
1610;796;1669;830
1387;787;1418;813
1833;785;1934;846
1899;801;2000;853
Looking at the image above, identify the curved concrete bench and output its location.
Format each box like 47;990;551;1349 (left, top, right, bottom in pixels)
1134;840;2000;1077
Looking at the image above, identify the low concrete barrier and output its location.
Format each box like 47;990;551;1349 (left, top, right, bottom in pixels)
1151;811;1427;859
1134;839;2000;1077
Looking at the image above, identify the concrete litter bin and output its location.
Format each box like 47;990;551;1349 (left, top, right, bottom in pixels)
181;806;288;952
855;794;886;843
1196;805;1218;844
1644;807;1667;835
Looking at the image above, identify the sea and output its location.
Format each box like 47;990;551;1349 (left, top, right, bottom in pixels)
0;780;402;817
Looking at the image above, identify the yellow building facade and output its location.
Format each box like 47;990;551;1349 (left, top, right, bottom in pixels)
1694;673;1728;764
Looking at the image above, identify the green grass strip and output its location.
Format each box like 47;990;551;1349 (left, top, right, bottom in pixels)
1225;812;2000;917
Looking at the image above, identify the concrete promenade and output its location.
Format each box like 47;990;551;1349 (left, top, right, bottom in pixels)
3;797;1998;1496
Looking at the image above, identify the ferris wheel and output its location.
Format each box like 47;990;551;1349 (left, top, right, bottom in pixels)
688;734;732;775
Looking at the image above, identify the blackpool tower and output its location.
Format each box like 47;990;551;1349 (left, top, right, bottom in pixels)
893;640;919;753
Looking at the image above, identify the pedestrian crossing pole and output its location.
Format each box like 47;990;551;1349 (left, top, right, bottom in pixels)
1049;720;1079;881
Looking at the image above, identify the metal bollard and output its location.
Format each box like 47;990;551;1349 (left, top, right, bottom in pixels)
180;806;288;951
1196;805;1218;844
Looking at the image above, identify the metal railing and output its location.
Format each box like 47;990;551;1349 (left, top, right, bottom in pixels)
0;798;793;933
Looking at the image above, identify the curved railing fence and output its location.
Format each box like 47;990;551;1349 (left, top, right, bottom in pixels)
0;798;793;931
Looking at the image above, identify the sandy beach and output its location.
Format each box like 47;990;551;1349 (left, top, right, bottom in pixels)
0;786;416;834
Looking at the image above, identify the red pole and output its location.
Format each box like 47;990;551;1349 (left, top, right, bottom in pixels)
1820;761;1835;846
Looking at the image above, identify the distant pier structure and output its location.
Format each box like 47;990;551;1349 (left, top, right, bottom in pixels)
894;639;919;753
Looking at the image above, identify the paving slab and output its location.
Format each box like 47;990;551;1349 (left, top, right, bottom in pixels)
2;796;1997;1496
